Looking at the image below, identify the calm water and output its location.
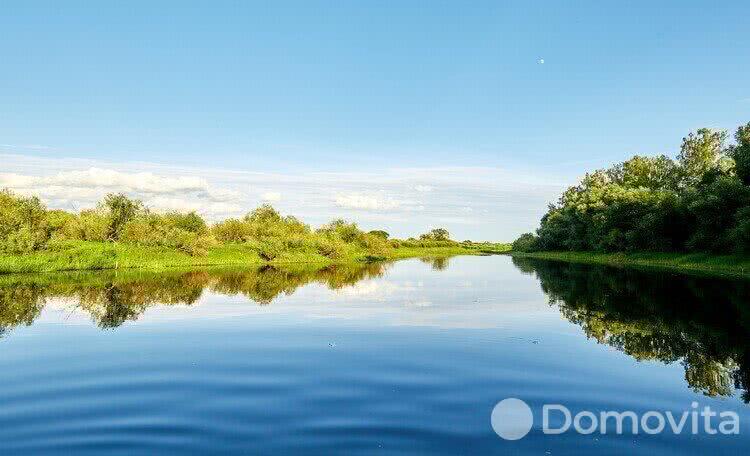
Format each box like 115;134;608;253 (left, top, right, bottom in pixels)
0;255;748;454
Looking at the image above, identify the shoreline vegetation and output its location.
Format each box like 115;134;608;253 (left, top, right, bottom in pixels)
511;121;750;278
509;251;750;278
0;190;508;274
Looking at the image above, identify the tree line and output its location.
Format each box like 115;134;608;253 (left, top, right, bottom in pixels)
513;122;750;254
0;190;460;258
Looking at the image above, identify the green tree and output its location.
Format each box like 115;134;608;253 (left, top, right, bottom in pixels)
728;122;750;186
512;233;538;252
367;230;389;239
244;204;281;224
420;228;450;241
677;128;727;186
100;193;145;241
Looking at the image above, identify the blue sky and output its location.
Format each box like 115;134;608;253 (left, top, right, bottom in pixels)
1;1;749;239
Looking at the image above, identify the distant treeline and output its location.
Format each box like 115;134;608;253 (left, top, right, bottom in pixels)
0;189;469;259
514;122;750;254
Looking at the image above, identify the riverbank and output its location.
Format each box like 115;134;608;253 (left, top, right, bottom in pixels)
509;251;750;278
0;241;510;274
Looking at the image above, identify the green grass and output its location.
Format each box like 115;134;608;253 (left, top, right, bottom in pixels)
509;250;750;278
0;241;510;274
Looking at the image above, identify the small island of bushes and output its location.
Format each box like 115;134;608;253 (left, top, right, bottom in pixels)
0;191;508;273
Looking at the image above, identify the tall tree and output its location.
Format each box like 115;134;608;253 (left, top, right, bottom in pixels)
729;122;750;186
677;128;727;185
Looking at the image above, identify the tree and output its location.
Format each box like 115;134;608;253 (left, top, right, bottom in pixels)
677;128;727;186
368;230;389;239
512;233;538;252
607;155;679;190
0;190;49;253
244;204;281;224
420;228;450;241
100;193;145;241
728;122;750;186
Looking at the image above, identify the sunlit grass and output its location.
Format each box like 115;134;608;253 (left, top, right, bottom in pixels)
509;250;750;278
0;240;511;274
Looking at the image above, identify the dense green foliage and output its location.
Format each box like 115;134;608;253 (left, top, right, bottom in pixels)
0;190;507;272
514;122;750;254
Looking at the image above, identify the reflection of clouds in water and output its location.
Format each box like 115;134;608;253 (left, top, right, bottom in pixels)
334;280;422;299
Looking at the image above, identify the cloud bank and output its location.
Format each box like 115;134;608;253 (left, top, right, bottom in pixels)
0;153;567;240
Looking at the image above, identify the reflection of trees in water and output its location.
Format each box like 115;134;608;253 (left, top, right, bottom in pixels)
512;257;750;402
0;284;47;337
211;263;387;305
419;256;450;271
0;263;390;331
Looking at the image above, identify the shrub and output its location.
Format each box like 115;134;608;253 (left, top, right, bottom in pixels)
168;228;215;256
359;233;391;256
256;239;283;261
0;190;50;253
368;230;389;239
99;193;146;241
120;214;215;256
161;211;207;233
212;218;250;243
419;228;450;241
318;219;362;243
316;237;346;259
78;210;110;241
1;226;48;254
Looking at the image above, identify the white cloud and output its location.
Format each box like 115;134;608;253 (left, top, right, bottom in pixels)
1;153;568;239
0;167;240;201
146;196;244;217
334;192;403;211
261;191;282;202
0;166;243;219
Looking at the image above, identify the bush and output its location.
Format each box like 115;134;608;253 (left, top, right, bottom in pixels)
318;219;362;243
120;213;215;256
212;219;250;243
162;211;207;233
99;193;146;240
78;210;110;241
368;230;389;239
316;237;346;259
419;228;450;241
358;233;391;256
0;190;50;253
256;239;283;261
512;233;539;252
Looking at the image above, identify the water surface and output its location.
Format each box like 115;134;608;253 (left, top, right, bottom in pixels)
0;256;748;454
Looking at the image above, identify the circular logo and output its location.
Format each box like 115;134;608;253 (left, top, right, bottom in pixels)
491;398;533;440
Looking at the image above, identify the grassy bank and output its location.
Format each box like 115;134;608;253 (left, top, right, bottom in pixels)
0;240;510;274
509;250;750;278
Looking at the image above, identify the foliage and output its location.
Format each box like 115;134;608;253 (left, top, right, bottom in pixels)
0;190;50;254
121;212;216;256
511;233;539;252
368;230;389;239
0;188;503;270
515;122;750;255
99;193;146;241
419;228;450;241
728;122;750;186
